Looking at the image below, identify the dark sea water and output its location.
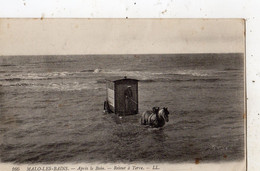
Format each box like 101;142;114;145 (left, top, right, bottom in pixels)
0;54;244;163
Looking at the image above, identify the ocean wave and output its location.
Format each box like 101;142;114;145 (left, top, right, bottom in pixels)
4;78;21;81
95;77;220;84
139;78;220;83
0;64;16;67
80;69;95;73
0;82;35;87
0;69;221;82
94;68;219;78
0;72;74;81
171;78;220;82
0;80;101;91
32;81;101;91
139;79;155;83
93;69;102;73
95;79;106;84
167;70;214;77
92;68;222;84
0;69;222;89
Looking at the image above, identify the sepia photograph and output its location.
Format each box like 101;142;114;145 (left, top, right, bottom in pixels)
0;53;245;163
0;19;245;170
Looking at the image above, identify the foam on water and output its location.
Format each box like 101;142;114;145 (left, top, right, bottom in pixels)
0;72;73;81
0;68;238;91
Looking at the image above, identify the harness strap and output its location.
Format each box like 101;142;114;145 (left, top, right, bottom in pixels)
148;113;155;124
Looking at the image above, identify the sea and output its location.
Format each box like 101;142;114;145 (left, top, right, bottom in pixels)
0;54;244;163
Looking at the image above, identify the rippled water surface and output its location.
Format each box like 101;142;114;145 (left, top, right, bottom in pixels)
0;54;244;163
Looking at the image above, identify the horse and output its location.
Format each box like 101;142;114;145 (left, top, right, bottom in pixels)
141;107;169;128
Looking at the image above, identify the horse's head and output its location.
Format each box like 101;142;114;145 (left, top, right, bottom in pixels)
159;107;169;122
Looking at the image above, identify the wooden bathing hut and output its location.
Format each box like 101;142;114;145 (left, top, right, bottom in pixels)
104;77;138;115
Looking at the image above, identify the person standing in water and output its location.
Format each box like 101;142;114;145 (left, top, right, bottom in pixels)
124;85;133;114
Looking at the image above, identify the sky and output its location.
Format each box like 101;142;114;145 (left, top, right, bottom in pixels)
0;19;245;55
